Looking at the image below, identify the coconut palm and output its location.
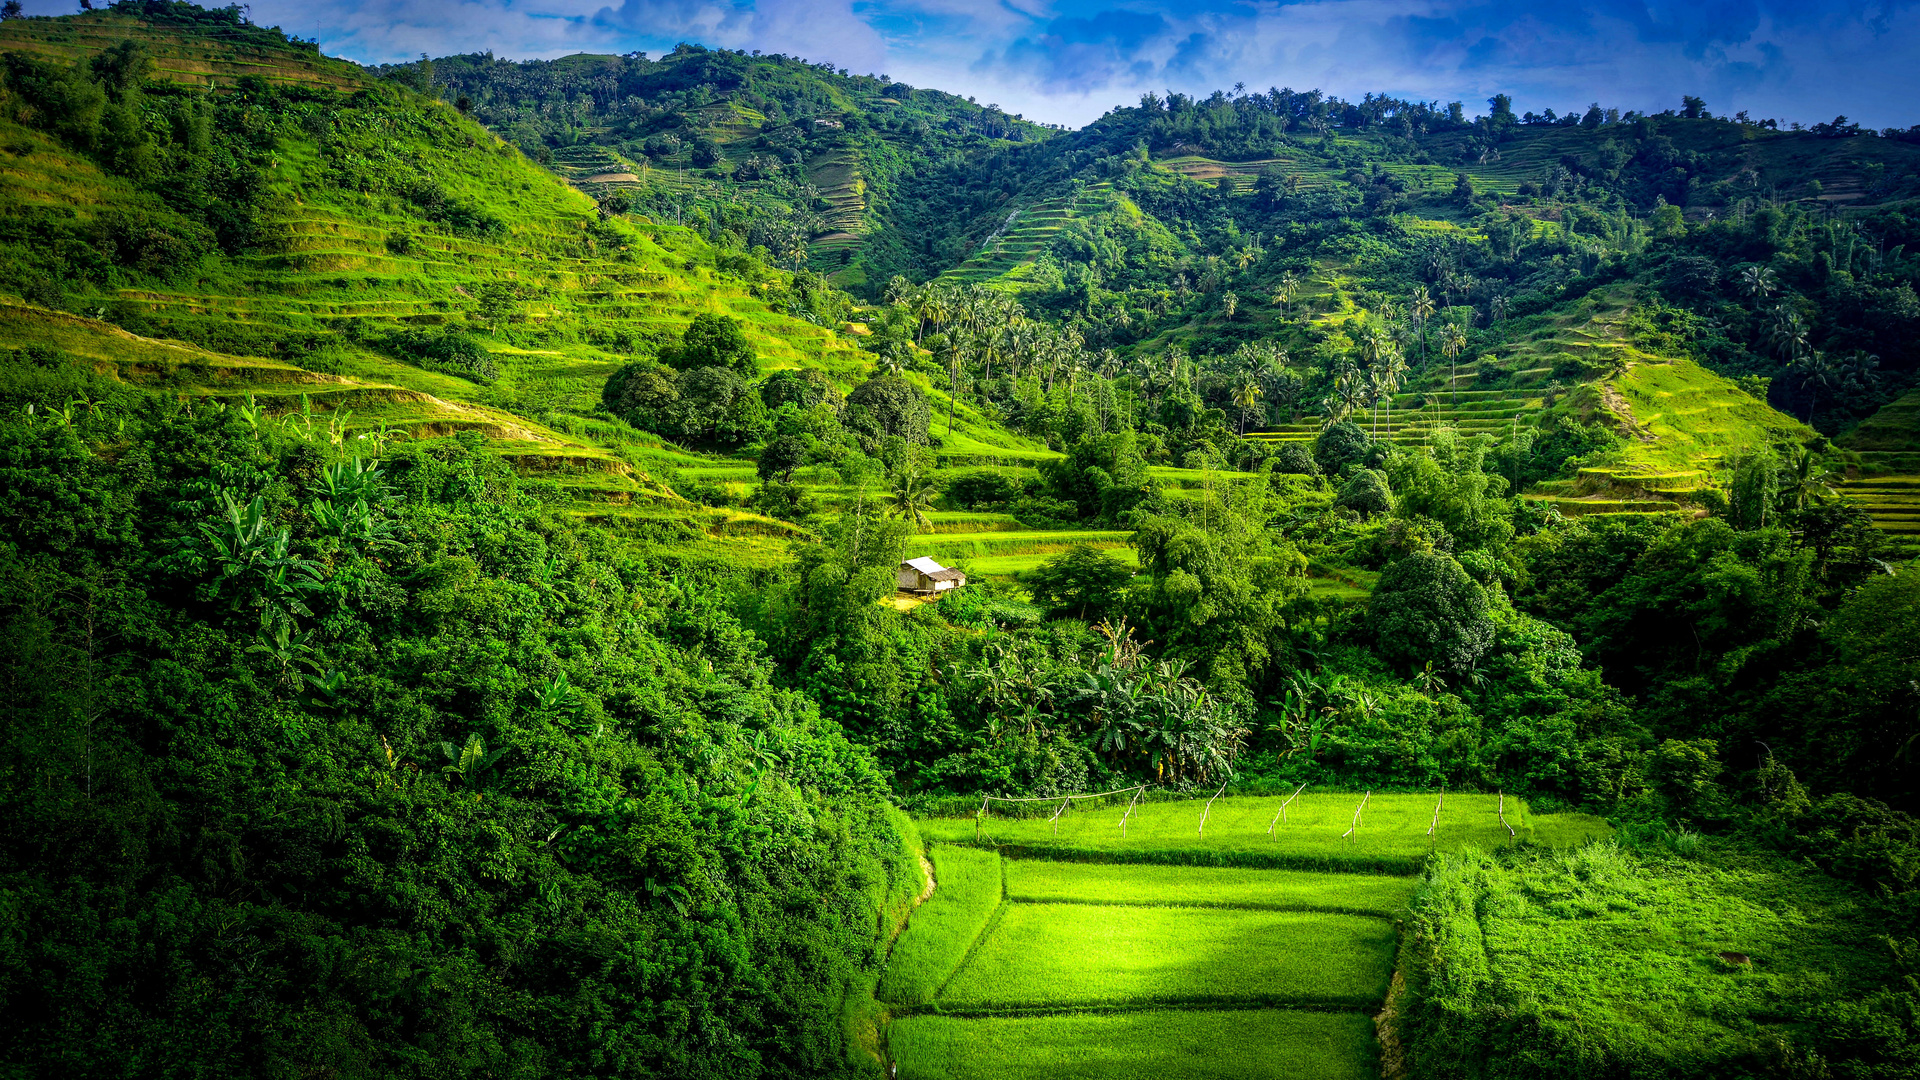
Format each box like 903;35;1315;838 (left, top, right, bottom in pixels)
889;468;937;533
1738;264;1777;309
1232;376;1264;435
1409;285;1436;364
1440;324;1468;409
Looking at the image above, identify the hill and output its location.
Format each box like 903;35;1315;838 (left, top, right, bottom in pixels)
420;44;1055;293
0;3;1060;566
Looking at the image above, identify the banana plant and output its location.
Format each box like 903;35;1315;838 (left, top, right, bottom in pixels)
440;733;508;797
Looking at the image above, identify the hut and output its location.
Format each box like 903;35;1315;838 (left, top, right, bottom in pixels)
898;556;966;596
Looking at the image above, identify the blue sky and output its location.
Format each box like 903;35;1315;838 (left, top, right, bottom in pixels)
46;0;1920;129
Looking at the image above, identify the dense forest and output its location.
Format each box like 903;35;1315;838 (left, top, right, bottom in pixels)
2;2;1920;1077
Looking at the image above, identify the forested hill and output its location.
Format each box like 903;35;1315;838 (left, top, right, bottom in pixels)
415;44;1054;294
0;6;928;1075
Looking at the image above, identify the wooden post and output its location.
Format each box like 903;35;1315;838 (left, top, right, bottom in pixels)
1198;777;1230;837
1427;787;1446;837
1268;782;1308;835
977;795;989;842
1498;790;1515;838
1049;796;1072;836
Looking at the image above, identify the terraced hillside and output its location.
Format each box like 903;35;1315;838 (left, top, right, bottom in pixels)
1248;286;1817;519
1836;387;1920;542
886;793;1607;1079
937;185;1114;287
0;9;1045;564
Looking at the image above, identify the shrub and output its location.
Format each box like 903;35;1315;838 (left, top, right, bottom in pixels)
1271;442;1319;475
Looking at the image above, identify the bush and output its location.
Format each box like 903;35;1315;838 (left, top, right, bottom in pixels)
387;328;499;382
1021;545;1135;622
1367;550;1494;673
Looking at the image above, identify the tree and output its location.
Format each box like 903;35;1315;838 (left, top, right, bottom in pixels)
845;373;930;448
1368;551;1495;673
1232;376;1263;434
1314;421;1372;475
1221;291;1238;319
757;432;814;483
1;2;24;19
888;468;936;532
1022;545;1135;621
1409;286;1435;364
1335;469;1393;517
1439;324;1468;408
674;313;758;375
1681;95;1707;119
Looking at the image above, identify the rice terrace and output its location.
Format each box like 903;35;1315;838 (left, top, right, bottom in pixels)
883;791;1601;1079
1;1;1918;1079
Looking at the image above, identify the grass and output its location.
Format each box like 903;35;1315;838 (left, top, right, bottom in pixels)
936;904;1395;1011
877;845;1005;1007
1005;860;1415;917
919;792;1611;873
1406;839;1898;1076
889;1008;1381;1080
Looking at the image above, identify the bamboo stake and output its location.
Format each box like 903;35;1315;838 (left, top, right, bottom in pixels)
1342;791;1371;840
1048;796;1071;836
1198;777;1231;837
1427;787;1446;837
1498;790;1515;837
1119;785;1145;838
1268;782;1309;834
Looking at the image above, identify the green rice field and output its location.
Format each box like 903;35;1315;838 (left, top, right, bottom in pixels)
889;1008;1381;1080
1006;860;1414;916
938;903;1395;1010
918;792;1610;871
878;845;1005;1007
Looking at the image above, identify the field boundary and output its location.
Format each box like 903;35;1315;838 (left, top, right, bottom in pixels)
972;842;1429;876
899;997;1393;1020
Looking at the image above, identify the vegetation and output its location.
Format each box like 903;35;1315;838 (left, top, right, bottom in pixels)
2;5;1920;1079
876;845;1003;1008
888;1009;1380;1080
1005;860;1415;916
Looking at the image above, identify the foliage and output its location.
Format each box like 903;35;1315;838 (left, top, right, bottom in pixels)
1367;551;1495;674
0;398;917;1078
1020;544;1135;621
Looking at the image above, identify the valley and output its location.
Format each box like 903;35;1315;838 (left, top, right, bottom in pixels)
0;5;1917;1079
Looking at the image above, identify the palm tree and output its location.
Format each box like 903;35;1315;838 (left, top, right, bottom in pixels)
1409;285;1435;364
1782;445;1834;510
889;469;937;533
1271;270;1299;317
1767;306;1808;361
1381;349;1408;439
1738;264;1777;309
1789;350;1840;421
1440;324;1468;409
1232;376;1264;435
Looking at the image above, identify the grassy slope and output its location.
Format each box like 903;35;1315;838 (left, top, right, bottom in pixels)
877;845;1005;1008
1407;840;1896;1076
